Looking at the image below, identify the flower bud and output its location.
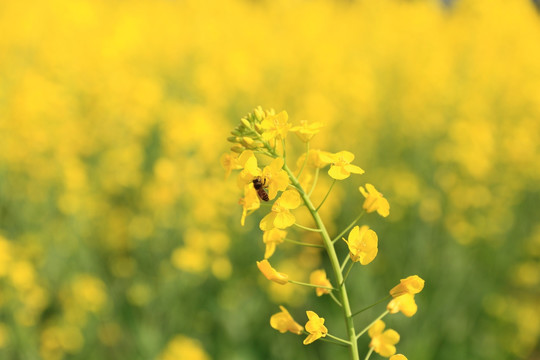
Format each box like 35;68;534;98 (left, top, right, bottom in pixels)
230;145;244;153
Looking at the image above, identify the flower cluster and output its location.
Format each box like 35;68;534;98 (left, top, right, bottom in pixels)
224;107;425;360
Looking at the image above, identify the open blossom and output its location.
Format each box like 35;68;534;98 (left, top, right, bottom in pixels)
256;259;288;285
390;275;425;297
320;151;364;180
387;293;418;317
343;225;378;265
237;150;262;188
259;190;302;231
309;269;333;296
263;228;287;259
296;149;333;170
260;111;292;141
369;320;400;357
270;306;304;335
359;184;390;217
390;355;408;360
220;152;242;179
290;120;324;142
261;157;290;200
303;311;328;345
239;184;260;226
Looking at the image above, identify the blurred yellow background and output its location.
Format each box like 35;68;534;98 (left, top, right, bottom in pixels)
0;0;539;359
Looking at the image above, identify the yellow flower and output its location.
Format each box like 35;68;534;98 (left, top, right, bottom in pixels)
290;120;324;142
237;150;262;187
390;355;408;360
309;269;332;296
260;111;292;141
259;190;302;231
387;293;418;317
270;306;304;335
369;320;400;357
263;228;287;259
359;184;390;217
256;259;289;285
262;157;290;200
303;311;328;345
239;184;260;226
343;225;378;265
320;151;365;180
220;152;242;179
390;275;425;297
296;149;333;170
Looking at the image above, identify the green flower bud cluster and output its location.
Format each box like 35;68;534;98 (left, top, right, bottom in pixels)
227;106;275;152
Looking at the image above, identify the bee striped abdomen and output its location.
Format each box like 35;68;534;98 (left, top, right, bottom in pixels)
253;177;269;202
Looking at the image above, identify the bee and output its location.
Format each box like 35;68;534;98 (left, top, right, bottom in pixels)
253;176;269;202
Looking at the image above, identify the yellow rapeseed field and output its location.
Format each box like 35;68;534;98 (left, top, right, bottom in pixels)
0;0;539;359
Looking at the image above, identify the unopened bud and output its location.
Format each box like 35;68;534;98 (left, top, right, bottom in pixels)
227;136;239;143
230;145;244;153
240;118;251;129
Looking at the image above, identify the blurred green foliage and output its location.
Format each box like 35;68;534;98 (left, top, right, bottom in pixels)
0;0;539;359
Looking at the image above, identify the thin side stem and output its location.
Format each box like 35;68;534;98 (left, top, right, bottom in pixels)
297;141;310;179
364;348;374;360
340;254;350;272
293;223;322;232
284;238;324;248
308;167;319;197
356;310;389;340
316;179;336;212
351;295;392;318
288;279;336;291
329;292;342;307
332;211;366;243
326;333;351;345
341;261;355;286
283;164;360;360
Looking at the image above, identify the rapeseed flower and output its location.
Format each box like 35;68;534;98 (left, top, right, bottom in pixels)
256;259;288;285
320;151;364;180
290;120;324;142
237;151;262;188
260;111;292;141
359;184;390;217
261;157;290;200
387;293;418;317
369;320;400;357
390;355;408;360
303;311;328;345
343;225;378;265
390;275;425;297
239;184;260;226
270;306;303;334
263;228;287;258
220;152;241;179
309;269;332;296
295;149;333;170
259;190;302;230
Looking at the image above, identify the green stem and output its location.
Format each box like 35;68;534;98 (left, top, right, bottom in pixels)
332;211;366;243
341;261;355;286
283;164;360;360
288;279;336;291
293;223;322;232
315;335;349;347
308;167;319;197
340;254;350;272
356;310;389;340
329;291;342;307
364;348;374;360
316;179;336;212
297;141;310;179
326;333;351;345
284;238;324;248
351;295;392;318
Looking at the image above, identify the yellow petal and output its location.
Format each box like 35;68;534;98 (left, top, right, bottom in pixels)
259;212;277;231
279;190;301;209
345;164;365;175
274;211;296;229
328;165;350;180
